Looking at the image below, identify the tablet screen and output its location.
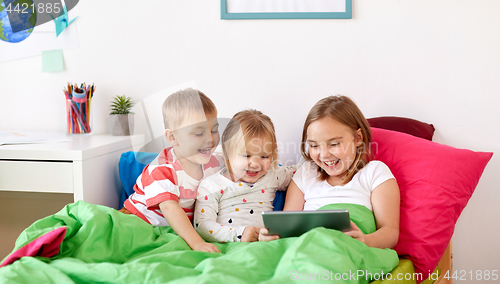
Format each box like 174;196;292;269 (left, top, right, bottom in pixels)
262;209;351;238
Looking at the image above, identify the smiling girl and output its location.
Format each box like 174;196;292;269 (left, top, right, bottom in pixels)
283;95;400;249
194;110;296;243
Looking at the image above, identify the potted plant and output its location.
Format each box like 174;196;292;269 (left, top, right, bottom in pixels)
110;95;134;136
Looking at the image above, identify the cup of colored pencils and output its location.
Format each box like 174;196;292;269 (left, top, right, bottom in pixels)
64;83;95;134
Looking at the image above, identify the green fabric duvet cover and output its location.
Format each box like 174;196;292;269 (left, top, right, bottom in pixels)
0;201;399;283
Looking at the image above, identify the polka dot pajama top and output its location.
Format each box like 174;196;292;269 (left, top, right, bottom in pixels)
194;165;296;242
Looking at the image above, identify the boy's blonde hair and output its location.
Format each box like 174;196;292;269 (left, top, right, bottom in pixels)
162;88;217;130
222;110;278;178
301;95;372;182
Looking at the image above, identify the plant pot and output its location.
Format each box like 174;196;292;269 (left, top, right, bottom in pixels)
111;114;134;136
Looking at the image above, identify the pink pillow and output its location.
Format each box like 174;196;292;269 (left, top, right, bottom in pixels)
370;128;492;280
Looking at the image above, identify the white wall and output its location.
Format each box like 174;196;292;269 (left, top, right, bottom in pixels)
1;0;498;279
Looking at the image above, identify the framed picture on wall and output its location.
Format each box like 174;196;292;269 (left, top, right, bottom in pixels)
221;0;352;20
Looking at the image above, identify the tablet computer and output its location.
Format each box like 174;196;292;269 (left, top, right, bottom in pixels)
262;210;351;238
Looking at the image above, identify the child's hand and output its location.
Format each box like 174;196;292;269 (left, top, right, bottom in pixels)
343;221;365;244
258;228;279;242
191;241;221;253
241;226;261;242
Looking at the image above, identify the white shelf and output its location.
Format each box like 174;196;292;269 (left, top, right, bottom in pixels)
0;134;146;209
0;134;145;161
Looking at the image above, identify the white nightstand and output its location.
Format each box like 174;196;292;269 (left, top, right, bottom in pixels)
0;134;144;209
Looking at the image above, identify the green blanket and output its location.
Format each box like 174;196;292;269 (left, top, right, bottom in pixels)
0;201;398;283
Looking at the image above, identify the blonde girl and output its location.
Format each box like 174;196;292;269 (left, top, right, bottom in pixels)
283;95;400;249
194;110;296;243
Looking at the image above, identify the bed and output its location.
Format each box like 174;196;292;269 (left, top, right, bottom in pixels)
0;117;492;284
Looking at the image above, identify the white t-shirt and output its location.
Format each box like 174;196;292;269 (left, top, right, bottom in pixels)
293;160;395;211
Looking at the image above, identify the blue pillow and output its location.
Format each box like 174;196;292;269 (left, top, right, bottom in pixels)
272;191;286;211
118;151;157;207
118;151;286;211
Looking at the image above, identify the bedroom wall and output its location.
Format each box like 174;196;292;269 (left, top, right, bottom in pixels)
0;0;498;279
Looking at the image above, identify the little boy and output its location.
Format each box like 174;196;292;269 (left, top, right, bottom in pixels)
122;88;223;252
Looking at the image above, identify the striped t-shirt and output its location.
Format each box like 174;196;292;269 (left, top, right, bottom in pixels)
124;147;224;226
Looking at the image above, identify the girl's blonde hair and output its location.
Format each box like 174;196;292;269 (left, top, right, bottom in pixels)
222;110;278;179
301;95;372;182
